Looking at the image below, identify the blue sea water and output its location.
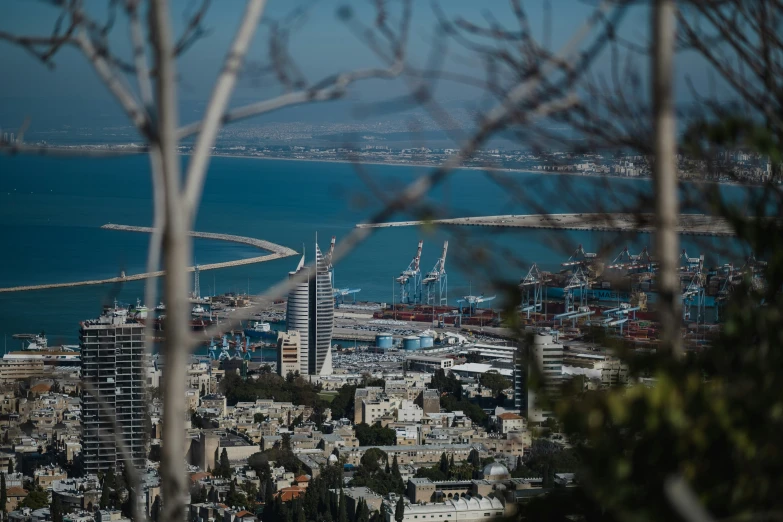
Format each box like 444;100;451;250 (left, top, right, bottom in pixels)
0;154;752;345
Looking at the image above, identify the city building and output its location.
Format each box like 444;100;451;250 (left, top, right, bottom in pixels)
80;307;146;474
285;242;334;376
277;331;301;377
527;333;563;423
386;495;507;522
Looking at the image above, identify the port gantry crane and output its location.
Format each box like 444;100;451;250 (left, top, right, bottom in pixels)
457;294;496;316
552;245;594;325
325;236;361;307
397;240;423;304
680;250;706;323
192;263;201;300
607;246;656;275
519;263;548;319
423;241;449;306
561;245;594;314
606;246;657;296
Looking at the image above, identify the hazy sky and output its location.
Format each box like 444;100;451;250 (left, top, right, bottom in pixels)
0;0;721;127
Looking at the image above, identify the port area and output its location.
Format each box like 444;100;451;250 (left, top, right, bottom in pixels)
356;213;774;236
0;224;298;293
217;298;691;352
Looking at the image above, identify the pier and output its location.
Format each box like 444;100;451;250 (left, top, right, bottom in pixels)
0;224;298;294
357;213;764;236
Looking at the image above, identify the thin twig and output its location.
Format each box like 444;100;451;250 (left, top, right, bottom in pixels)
183;0;268;223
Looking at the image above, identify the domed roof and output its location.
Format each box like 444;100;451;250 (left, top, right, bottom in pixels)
481;462;509;478
328;454;339;463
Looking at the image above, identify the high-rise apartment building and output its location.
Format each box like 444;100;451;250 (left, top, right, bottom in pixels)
285;242;334;376
277;330;301;377
81;307;146;474
527;332;563;423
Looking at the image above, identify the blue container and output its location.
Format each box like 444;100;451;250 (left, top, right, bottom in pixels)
402;336;421;351
375;334;393;349
419;335;434;348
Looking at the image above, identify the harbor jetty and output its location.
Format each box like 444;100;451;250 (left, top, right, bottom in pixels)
357;213;757;236
0;224;298;294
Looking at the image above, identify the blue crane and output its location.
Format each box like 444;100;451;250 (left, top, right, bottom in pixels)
457;293;496;316
396;240;423;304
519;263;548;318
326;236;362;307
423;241;449;306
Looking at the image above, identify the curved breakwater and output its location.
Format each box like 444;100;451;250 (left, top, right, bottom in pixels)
0;224;298;293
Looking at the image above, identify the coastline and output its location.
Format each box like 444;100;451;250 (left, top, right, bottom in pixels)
8;143;763;187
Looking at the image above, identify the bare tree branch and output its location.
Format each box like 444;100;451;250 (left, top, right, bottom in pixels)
148;0;190;520
653;0;683;357
183;0;268;222
74;31;150;136
176;64;404;141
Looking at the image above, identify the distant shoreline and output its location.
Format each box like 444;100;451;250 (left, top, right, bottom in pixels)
206;152;755;188
17;144;762;187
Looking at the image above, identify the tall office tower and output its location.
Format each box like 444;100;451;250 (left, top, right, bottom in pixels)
309;244;334;375
527;332;564;424
81;306;146;474
285;241;334;376
287;255;310;375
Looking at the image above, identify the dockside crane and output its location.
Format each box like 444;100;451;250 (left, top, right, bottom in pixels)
519;263;548;318
562;244;598;270
681;254;706;323
423;241;449;306
397;240;423;304
457;294;496;316
326;236;362;307
607;246;656;274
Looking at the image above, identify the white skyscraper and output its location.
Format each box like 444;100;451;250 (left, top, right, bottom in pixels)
285;241;334;376
527;332;564;423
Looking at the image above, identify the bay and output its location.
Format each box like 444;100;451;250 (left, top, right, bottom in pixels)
0;154;749;345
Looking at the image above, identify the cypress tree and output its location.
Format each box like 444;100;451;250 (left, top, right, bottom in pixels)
391;454;401;480
7;460;13;475
394;495;405;522
1;472;7;517
338;489;348;522
264;478;275;504
51;493;63;522
219;448;232;478
439;452;449;475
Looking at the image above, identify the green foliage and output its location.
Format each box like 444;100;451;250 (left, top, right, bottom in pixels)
263;441;302;475
337;489;348;522
7;459;13;474
225;480;247;509
553;170;783;521
254;413;267;423
21;487;49;510
1;472;6;514
300;463;344;522
394;495;405;522
439;452;450;475
221;372;326;408
351;448;405;496
353;423;396;446
329;385;357;421
523;440;580;476
430;369;461;397
440;394;487;425
216;448;233;479
479;371;511;397
51;493;63;522
468;448;481;468
413;466;447;482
